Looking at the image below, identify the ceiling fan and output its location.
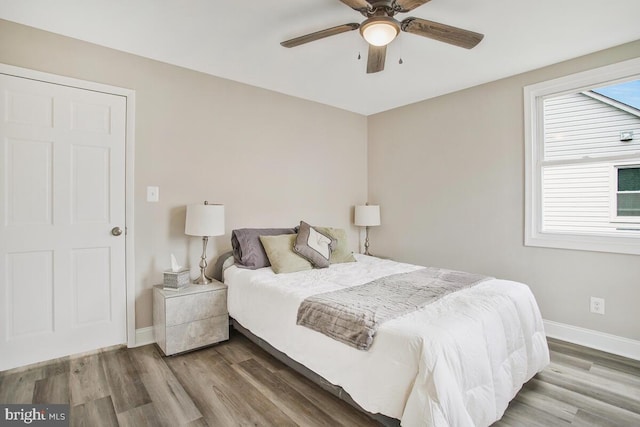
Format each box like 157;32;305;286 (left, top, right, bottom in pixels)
281;0;484;74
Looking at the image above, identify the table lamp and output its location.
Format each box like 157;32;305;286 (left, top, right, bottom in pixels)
185;201;225;284
354;203;380;256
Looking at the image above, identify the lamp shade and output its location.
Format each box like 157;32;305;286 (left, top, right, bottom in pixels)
354;205;381;226
185;203;225;237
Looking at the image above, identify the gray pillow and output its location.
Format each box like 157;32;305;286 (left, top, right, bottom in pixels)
294;221;336;268
231;227;296;269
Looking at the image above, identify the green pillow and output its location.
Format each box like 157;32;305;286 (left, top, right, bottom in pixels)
315;227;356;264
259;234;313;274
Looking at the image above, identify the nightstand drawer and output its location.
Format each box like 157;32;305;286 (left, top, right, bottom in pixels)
165;314;229;355
165;289;227;326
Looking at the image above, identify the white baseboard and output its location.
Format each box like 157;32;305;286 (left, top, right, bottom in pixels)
544;319;640;361
133;326;155;347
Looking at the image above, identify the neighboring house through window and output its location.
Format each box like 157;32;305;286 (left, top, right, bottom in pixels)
612;164;640;222
524;58;640;255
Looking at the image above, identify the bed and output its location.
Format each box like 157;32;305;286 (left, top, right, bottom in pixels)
223;227;549;426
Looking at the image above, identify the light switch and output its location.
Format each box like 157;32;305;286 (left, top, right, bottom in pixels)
147;186;159;202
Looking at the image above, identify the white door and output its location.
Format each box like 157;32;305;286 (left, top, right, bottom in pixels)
0;74;127;371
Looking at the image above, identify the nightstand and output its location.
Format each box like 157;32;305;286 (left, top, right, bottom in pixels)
153;281;229;356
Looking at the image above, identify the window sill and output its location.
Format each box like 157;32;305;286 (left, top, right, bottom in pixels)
525;232;640;256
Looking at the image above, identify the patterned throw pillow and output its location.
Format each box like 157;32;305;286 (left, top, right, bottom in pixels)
293;221;336;268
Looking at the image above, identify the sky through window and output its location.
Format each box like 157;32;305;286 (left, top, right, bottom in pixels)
593;80;640;110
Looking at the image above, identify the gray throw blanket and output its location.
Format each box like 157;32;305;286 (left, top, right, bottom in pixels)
297;267;490;350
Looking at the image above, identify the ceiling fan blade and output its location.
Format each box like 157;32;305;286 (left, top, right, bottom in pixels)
401;17;484;49
367;44;387;74
339;0;372;13
281;23;360;48
392;0;431;13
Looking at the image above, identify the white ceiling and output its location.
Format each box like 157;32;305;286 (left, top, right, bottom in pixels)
1;0;640;115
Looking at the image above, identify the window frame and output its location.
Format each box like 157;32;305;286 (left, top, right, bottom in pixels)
610;163;640;223
524;57;640;255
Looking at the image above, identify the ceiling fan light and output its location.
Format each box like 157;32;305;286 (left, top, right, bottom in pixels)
360;17;399;47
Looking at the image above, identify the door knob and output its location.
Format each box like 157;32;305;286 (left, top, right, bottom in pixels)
111;227;123;236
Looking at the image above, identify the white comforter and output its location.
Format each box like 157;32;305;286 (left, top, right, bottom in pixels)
225;255;549;426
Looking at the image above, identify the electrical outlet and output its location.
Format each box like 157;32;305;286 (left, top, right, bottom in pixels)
590;297;605;315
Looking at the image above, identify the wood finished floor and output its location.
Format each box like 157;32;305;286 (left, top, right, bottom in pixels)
1;332;639;426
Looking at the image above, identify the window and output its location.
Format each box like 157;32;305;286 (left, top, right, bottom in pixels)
524;58;640;255
612;164;640;222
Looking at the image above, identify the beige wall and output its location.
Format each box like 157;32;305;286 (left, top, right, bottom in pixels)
0;20;368;329
368;40;640;340
2;18;638;342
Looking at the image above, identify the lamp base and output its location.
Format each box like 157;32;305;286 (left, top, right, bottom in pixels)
193;236;212;285
193;277;212;285
363;226;372;256
193;271;212;285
